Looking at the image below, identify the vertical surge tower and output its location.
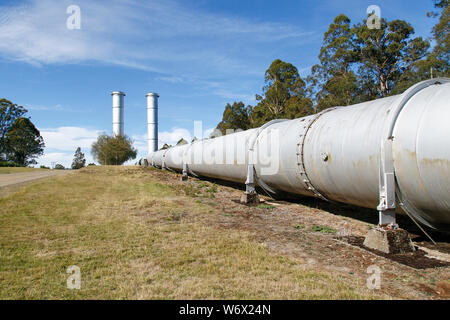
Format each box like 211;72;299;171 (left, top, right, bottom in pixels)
112;91;125;136
146;93;159;153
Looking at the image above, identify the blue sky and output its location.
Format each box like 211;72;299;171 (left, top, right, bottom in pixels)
0;0;438;167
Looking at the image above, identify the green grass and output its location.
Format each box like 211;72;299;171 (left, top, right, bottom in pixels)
256;203;276;210
0;166;376;299
310;225;337;234
181;181;217;198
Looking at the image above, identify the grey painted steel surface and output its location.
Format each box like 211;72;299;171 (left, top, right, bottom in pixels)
112;91;125;136
187;129;256;183
145;79;450;231
147;93;159;153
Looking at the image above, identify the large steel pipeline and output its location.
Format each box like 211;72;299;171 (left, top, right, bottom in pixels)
143;79;450;231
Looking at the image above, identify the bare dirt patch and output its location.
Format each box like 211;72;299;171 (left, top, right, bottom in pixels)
338;235;450;269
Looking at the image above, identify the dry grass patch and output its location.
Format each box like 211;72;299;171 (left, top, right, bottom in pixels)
0;166;378;299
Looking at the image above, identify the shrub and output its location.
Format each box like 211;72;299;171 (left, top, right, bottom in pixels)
0;161;21;167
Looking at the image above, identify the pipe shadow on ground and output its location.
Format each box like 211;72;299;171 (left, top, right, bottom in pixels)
196;175;449;244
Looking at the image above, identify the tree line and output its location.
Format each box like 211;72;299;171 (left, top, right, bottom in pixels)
0;97;137;168
216;1;449;133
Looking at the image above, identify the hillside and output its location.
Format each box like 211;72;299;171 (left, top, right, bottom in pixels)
0;166;448;299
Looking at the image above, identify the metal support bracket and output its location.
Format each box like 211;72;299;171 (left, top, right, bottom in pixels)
377;139;398;228
240;163;260;204
181;162;188;181
161;148;169;170
245;163;256;194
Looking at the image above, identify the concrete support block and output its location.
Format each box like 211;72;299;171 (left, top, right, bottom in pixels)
363;228;415;254
240;192;260;205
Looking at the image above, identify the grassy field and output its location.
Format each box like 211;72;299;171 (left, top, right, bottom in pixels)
0;166;379;299
0;167;47;174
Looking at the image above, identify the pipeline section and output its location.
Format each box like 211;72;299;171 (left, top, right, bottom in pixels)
142;79;450;231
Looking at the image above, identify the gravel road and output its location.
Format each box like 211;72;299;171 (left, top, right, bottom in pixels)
0;170;71;188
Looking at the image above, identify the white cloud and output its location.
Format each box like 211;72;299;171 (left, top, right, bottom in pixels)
37;152;92;169
157;126;216;147
203;128;215;138
132;125;215;153
0;0;312;77
0;0;316;104
26;103;64;111
159;128;192;147
35;126;101;168
40;126;101;151
156;76;185;83
132;127;192;151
